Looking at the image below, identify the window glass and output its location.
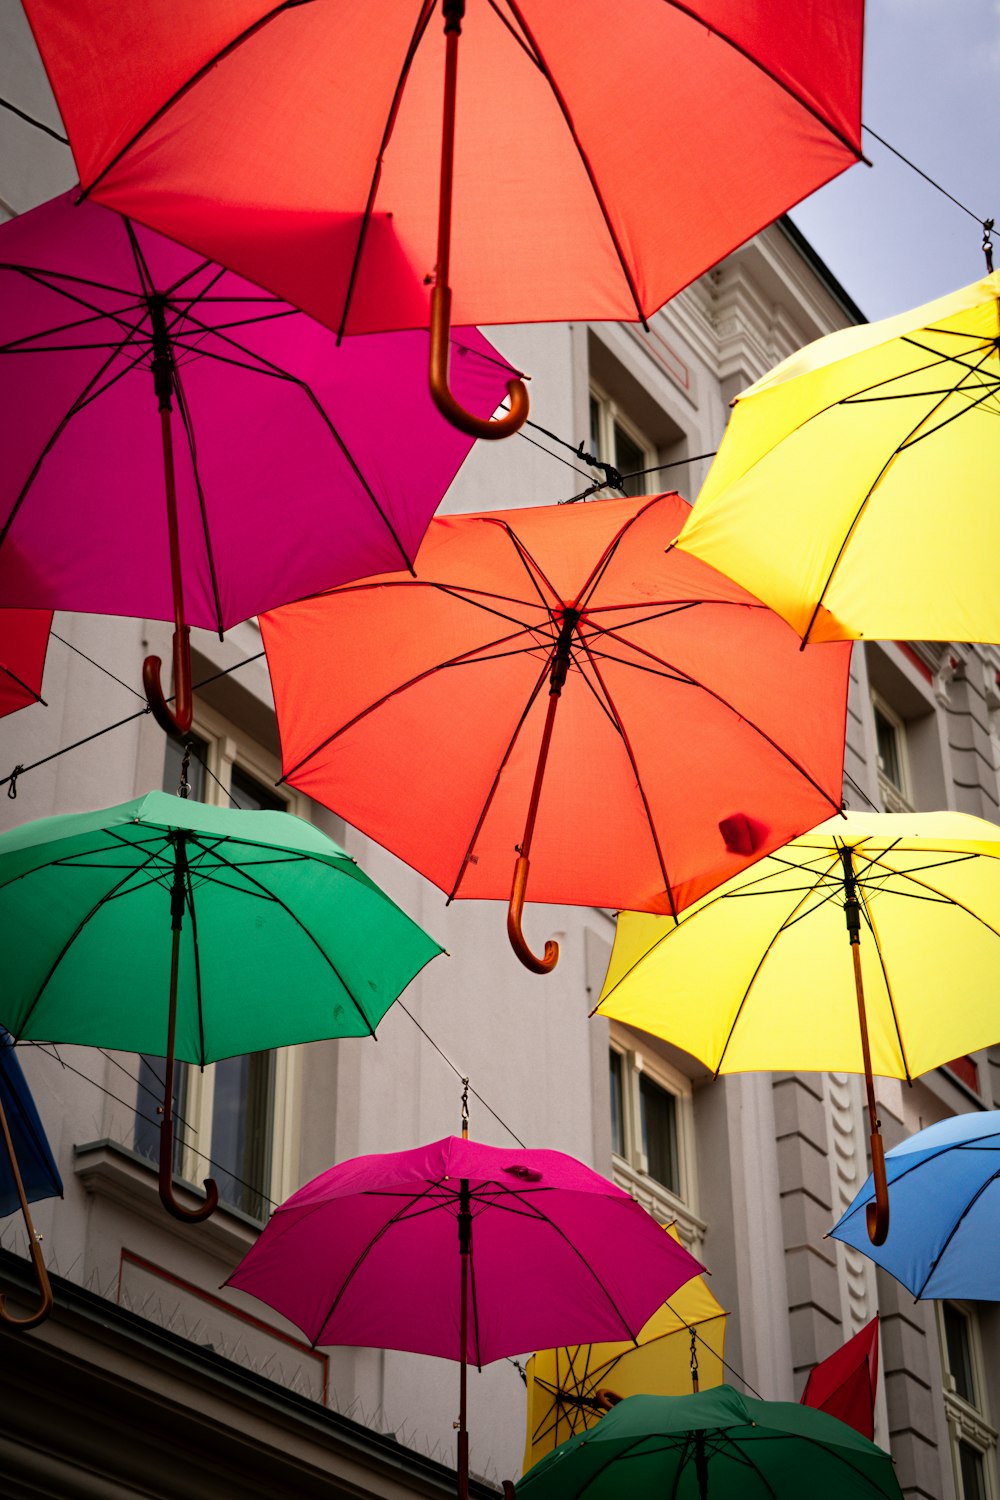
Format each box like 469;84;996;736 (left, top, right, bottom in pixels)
959;1441;987;1500
230;764;284;813
613;421;645;496
211;1050;275;1220
945;1303;977;1406
609;1050;625;1157
874;705;904;790
639;1072;679;1194
163;732;207;801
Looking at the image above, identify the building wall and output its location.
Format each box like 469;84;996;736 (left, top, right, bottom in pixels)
2;8;999;1499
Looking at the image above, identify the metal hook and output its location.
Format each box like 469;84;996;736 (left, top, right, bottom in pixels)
460;1077;470;1140
983;218;994;274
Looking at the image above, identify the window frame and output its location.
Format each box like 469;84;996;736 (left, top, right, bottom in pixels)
938;1300;999;1500
871;692;913;811
588;383;658;497
159;701;308;1222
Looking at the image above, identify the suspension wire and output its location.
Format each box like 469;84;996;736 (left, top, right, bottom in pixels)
862;124;990;229
180;736;244;810
395;1000;526;1148
52;631;147;700
1;649;265;794
0;94;69;145
559;451;719;504
843;769;881;813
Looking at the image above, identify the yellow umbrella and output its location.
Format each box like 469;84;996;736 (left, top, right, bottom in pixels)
595;812;1000;1245
522;1225;727;1472
675;273;1000;644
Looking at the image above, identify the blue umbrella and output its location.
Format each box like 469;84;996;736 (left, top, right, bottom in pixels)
0;1028;62;1328
830;1112;1000;1299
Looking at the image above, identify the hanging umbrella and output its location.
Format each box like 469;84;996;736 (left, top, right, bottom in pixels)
676;269;1000;645
260;491;852;973
0;190;514;734
0;790;442;1244
226;1127;703;1500
800;1316;879;1441
514;1387;903;1500
23;0;863;436
0;1028;63;1330
523;1223;727;1471
595;811;1000;1245
0;608;51;718
831;1113;1000;1299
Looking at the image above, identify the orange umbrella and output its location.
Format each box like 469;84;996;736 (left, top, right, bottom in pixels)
24;0;863;436
261;494;851;972
0;609;51;719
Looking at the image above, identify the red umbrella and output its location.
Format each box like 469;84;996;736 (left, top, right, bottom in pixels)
260;493;852;971
0;609;51;719
24;0;863;436
800;1316;879;1441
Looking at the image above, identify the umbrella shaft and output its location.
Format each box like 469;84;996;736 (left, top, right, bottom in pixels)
435;2;464;293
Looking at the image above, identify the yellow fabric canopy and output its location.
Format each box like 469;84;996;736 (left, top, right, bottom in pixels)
676;273;1000;644
522;1224;727;1471
596;812;1000;1079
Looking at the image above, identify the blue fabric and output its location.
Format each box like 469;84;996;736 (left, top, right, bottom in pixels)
0;1030;62;1218
830;1112;1000;1299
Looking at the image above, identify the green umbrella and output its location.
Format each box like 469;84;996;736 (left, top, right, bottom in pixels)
515;1387;902;1500
0;790;442;1229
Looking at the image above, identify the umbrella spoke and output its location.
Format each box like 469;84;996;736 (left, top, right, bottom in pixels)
575;497;665;613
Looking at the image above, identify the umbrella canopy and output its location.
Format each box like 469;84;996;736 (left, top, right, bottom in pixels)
23;0;862;434
595;811;1000;1242
0;608;51;718
0;1028;63;1330
0;190;513;730
801;1317;879;1441
227;1133;702;1499
0;791;442;1222
831;1113;1000;1300
260;492;851;972
514;1387;903;1500
523;1224;727;1471
676;271;1000;645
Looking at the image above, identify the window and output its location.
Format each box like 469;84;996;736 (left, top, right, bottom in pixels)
589;387;657;498
871;694;912;812
607;1030;700;1252
939;1302;998;1500
132;708;306;1222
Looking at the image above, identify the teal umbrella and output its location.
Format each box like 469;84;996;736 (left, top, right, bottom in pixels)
515;1387;902;1500
0;791;442;1237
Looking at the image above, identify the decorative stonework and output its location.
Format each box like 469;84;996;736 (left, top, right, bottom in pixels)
826;1071;873;1336
612;1155;707;1260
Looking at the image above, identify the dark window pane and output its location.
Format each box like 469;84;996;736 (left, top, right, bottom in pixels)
959;1442;987;1500
133;1054;188;1175
211;1051;275;1220
589;395;602;458
945;1304;977;1406
230;764;284;812
640;1073;679;1193
163;733;208;800
609;1051;625;1156
613;421;645;498
874;706;903;789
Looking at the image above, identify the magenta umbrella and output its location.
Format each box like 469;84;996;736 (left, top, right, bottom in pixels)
227;1132;702;1499
0;191;513;734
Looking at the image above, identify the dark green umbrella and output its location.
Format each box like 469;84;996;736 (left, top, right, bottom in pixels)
0;791;442;1233
515;1387;902;1500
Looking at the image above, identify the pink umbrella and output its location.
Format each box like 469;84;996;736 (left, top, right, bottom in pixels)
0;609;52;719
0;191;513;733
227;1132;703;1499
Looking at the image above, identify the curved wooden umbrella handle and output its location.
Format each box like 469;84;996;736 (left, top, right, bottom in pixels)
866;1129;890;1246
0;1092;54;1330
143;625;193;738
429;286;529;440
594;1388;623;1412
158;1109;219;1223
507;854;559;974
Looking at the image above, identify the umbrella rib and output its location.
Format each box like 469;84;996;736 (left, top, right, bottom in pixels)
712;852;839;1076
170;362;226;639
8;847;166;1039
182;835;380;1037
835;1134;1000;1239
575;497;666;612
0;300;146;352
802;337;999;643
574;629;678;918
590;617;844;817
708;1431;780;1498
483;519;562;616
169;305;417;577
444;650;554;902
334;0;436;340
80;2;315;198
501;1;647;325
914;1165;1000;1296
280;620;546;784
762;1430;895;1495
862;850;1000;941
3;265;149;342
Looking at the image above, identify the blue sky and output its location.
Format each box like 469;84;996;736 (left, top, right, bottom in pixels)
790;0;1000;321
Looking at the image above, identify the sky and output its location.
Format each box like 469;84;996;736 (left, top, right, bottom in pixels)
790;0;1000;322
